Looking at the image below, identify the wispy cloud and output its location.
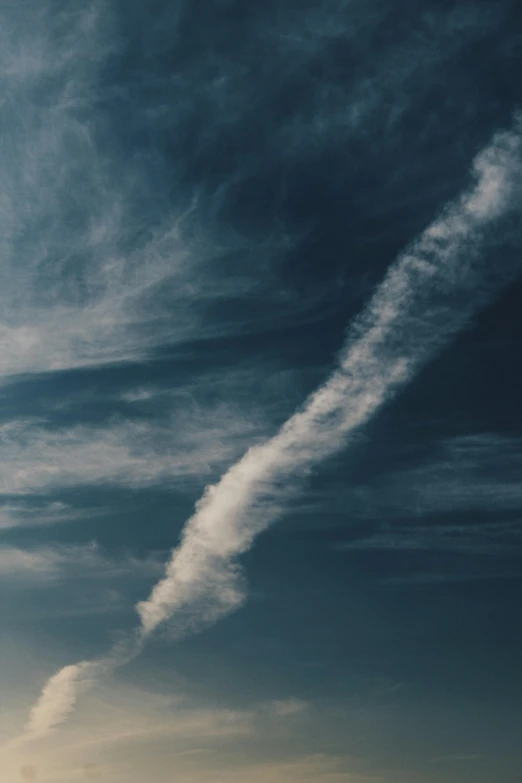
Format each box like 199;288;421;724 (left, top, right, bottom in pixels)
14;115;522;745
22;662;99;743
332;434;522;583
0;405;268;495
137;117;522;636
383;433;522;515
0;501;78;530
338;521;522;557
0;0;510;386
275;1;506;157
0;2;300;383
326;433;522;521
4;681;342;783
0;541;162;583
268;698;308;718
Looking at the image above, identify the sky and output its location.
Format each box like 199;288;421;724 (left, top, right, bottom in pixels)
1;1;522;781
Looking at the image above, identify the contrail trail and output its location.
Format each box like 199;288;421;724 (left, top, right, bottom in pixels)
12;115;522;745
136;115;522;635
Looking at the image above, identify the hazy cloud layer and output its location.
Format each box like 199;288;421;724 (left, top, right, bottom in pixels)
1;680;360;783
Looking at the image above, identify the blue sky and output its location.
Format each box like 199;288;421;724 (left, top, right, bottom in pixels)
1;1;522;781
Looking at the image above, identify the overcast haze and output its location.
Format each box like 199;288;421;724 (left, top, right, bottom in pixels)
1;1;522;782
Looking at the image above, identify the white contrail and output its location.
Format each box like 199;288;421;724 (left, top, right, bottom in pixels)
136;117;522;635
24;663;96;740
14;116;522;744
2;662;99;753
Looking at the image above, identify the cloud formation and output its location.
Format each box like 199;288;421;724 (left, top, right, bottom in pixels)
0;1;297;383
0;403;268;495
320;433;522;522
23;662;98;742
13;114;522;746
380;433;522;515
3;680;348;783
0;541;162;583
137;116;522;635
0;501;77;530
0;0;510;387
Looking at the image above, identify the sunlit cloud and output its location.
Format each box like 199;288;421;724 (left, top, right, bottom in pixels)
23;662;99;743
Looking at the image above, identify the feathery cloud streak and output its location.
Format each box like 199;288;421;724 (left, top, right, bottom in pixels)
0;2;293;381
23;662;100;743
0;403;267;495
136;117;522;635
16;116;522;743
1;0;510;383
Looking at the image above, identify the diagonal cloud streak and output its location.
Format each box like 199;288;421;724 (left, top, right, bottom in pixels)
136;116;522;635
3;661;101;753
24;663;98;741
13;115;522;744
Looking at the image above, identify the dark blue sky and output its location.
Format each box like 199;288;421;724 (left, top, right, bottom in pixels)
1;2;521;782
